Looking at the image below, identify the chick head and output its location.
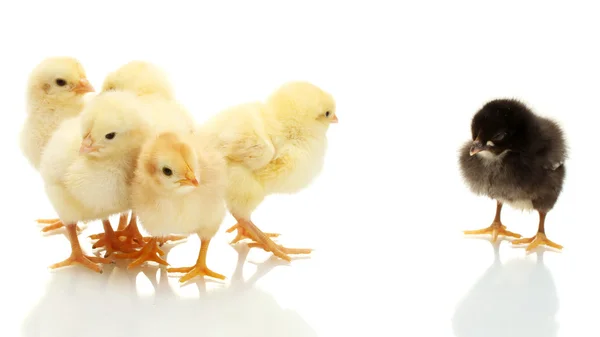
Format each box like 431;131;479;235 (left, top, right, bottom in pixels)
267;81;338;129
140;132;200;194
469;99;536;158
27;56;94;101
79;91;149;158
101;60;174;100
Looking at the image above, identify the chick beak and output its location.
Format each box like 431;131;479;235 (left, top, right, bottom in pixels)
180;170;199;187
79;134;97;154
73;78;95;94
469;140;485;156
330;115;339;123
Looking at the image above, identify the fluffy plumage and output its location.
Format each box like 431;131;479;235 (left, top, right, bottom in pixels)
202;81;338;261
129;131;227;281
39;91;150;272
459;99;567;252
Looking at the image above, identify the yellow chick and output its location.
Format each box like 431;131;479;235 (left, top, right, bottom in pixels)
39;91;151;272
203;81;338;261
20;57;95;232
89;60;192;254
125;131;227;282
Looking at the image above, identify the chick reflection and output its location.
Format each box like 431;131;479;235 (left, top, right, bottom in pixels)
21;245;316;337
452;241;559;337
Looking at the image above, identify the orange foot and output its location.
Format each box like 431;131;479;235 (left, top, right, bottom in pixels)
38;218;82;233
90;214;144;252
463;221;522;242
168;238;225;282
143;234;187;246
226;223;280;244
512;232;563;252
49;223;113;273
229;220;313;262
114;238;169;269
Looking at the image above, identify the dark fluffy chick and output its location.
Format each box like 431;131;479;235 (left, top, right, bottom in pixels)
458;98;567;252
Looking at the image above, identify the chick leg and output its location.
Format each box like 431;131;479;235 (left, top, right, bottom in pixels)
168;238;225;282
98;219;137;258
232;217;313;262
114;237;169;269
90;214;144;252
463;201;522;242
37;218;82;233
511;211;563;252
49;223;112;273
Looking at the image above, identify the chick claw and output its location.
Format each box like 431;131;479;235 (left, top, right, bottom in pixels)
114;238;168;269
49;251;112;274
247;242;313;255
463;222;522;242
38;219;82;233
226;223;280;244
168;265;225;283
511;233;563;252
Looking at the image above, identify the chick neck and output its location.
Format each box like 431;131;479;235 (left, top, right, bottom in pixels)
261;105;328;148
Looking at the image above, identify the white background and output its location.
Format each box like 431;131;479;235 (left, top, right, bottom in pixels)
1;1;599;336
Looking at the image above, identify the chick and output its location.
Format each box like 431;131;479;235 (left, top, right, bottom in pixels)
124;131;227;282
203;81;338;261
459;99;567;252
20;57;95;232
39;91;151;272
89;60;191;254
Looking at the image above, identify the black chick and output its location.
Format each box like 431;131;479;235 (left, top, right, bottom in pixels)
459;98;567;252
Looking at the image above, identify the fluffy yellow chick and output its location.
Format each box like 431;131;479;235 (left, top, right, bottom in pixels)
39;91;151;272
20;57;95;232
123;131;227;282
203;81;338;261
89;60;192;254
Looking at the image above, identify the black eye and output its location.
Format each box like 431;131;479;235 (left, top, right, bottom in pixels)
162;167;173;176
105;132;116;140
55;79;67;86
325;111;330;117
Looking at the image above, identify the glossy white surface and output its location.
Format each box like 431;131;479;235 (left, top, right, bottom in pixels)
2;1;600;336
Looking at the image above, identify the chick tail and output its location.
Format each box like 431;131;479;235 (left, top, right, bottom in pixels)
511;211;563;252
231;218;312;262
38;218;82;233
168;237;225;283
114;237;168;269
463;201;522;242
49;223;112;273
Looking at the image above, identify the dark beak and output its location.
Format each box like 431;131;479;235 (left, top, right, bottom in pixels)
469;140;485;156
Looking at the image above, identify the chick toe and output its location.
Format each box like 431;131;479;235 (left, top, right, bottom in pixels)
463;222;522;242
49;224;111;273
167;238;225;282
226;223;280;244
38;219;82;233
115;238;169;269
512;233;563;252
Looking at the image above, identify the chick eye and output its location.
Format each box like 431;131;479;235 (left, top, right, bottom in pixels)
492;132;507;141
162;167;173;176
105;132;116;140
325;111;331;117
55;79;67;86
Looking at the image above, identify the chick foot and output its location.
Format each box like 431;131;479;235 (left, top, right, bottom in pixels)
38;218;82;233
512;233;563;252
232;218;312;262
90;214;144;252
97;219;138;257
115;238;169;269
226;223;280;244
463;222;522;242
143;234;187;246
168;238;225;282
49;223;112;273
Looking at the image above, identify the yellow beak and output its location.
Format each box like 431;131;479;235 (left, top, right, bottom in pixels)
330;115;338;123
178;169;199;187
73;78;95;94
79;133;98;154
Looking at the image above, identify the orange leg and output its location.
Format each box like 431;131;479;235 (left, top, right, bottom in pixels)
231;217;313;262
226;223;280;244
98;219;138;257
90;213;144;251
38;218;82;233
114;237;169;269
168;237;225;282
512;211;563;252
463;201;522;242
49;223;112;273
